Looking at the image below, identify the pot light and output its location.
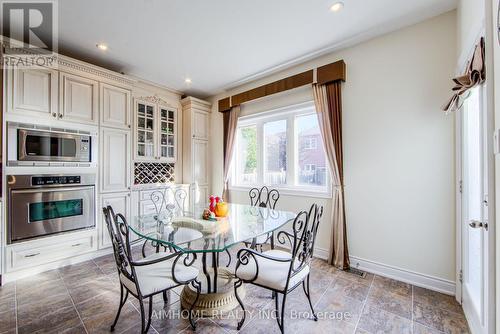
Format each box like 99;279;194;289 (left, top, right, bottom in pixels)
96;43;108;51
330;2;344;12
185;78;192;84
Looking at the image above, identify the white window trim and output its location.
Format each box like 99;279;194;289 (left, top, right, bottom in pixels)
230;101;332;199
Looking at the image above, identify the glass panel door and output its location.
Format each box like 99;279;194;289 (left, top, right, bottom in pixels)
159;108;175;160
461;86;489;333
137;102;155;159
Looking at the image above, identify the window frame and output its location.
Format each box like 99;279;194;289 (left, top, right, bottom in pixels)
230;101;332;199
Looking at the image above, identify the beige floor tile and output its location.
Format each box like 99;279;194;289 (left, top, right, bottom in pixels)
413;286;463;315
331;277;370;302
366;287;412;319
372;275;412;297
413;301;470;334
357;304;412;334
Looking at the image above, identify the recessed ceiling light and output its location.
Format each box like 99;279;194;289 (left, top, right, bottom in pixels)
330;2;344;12
96;43;108;51
185;78;192;84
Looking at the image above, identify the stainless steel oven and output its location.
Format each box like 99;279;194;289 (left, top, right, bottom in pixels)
7;123;91;166
7;174;96;243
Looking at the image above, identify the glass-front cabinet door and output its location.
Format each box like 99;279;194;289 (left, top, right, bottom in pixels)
134;99;177;162
136;101;156;160
158;106;176;162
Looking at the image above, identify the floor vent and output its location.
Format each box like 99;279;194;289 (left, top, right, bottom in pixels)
347;267;367;278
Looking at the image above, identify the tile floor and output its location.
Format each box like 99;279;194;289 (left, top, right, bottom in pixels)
0;248;470;334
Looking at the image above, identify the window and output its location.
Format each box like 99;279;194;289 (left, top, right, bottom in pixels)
231;102;330;196
304;164;316;172
303;137;317;150
264;120;287;185
235;125;257;185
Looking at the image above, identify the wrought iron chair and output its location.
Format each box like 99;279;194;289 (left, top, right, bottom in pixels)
150;187;189;217
102;206;201;333
246;186;280;251
145;187;190;255
234;203;323;333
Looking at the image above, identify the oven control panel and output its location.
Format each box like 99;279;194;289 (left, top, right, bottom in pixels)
31;176;81;186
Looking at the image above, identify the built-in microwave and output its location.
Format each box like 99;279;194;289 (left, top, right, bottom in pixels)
7;123;92;166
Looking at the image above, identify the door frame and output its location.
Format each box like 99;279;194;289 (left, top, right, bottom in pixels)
455;106;463;303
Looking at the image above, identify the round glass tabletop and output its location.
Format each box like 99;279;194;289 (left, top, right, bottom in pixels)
128;203;296;253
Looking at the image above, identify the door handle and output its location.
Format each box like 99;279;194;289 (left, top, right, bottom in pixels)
469;220;487;229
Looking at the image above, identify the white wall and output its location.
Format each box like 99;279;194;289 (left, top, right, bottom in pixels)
457;0;485;69
209;11;457;282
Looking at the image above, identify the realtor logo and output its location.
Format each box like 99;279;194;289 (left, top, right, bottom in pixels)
0;0;57;55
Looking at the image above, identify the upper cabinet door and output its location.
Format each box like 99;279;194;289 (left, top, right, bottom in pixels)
101;127;131;193
100;83;131;129
192;109;209;140
11;68;58;119
158;106;177;162
60;72;98;124
135;100;157;161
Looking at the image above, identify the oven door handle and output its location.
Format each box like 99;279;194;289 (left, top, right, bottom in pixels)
12;186;94;194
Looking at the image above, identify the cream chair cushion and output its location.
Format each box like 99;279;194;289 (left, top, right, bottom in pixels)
120;253;198;296
235;249;309;291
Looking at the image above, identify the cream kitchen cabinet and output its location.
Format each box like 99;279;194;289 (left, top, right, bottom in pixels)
59;72;99;124
99;192;131;249
6;230;96;272
100;83;131;129
7;67;59;119
134;97;177;163
100;127;131;193
181;97;211;205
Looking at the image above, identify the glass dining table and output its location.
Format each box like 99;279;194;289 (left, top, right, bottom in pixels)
128;203;296;314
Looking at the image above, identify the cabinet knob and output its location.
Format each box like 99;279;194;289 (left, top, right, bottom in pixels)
52;112;57;118
58;114;63;119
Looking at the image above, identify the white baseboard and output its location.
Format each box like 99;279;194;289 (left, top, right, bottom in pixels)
313;247;455;296
313;246;329;260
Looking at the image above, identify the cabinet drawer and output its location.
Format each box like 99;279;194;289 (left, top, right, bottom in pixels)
139;201;157;215
7;234;95;271
139;190;156;201
139;188;174;201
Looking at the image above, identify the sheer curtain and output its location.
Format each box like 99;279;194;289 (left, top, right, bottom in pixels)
313;82;350;270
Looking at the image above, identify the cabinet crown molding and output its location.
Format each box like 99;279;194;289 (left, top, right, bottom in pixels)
136;95;175;108
181;96;212;111
3;46;136;86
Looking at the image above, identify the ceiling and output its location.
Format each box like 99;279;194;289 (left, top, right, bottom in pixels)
54;0;457;97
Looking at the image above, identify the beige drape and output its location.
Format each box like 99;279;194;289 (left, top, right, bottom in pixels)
313;82;350;270
443;37;485;113
222;106;240;201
